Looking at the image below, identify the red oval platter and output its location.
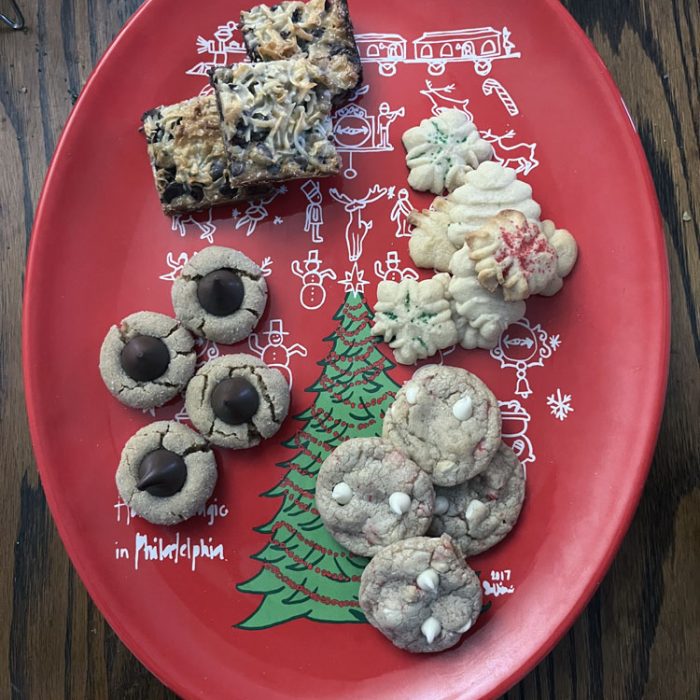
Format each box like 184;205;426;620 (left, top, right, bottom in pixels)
23;0;669;697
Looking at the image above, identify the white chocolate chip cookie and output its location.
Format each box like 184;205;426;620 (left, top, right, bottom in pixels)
359;534;482;653
429;443;526;556
383;365;501;486
316;438;435;557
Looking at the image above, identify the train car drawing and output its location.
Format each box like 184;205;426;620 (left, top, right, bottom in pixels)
355;33;407;76
412;26;519;75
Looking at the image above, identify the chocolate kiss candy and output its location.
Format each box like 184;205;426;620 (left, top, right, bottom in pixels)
211;376;260;425
197;269;245;316
120;335;170;382
137;449;187;498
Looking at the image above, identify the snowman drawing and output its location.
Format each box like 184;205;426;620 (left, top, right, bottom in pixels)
248;320;308;390
374;251;419;282
301;180;324;244
291;250;337;310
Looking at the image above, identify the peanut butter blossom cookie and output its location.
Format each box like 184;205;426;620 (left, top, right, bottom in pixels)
316;437;435;557
116;421;218;526
359;534;482;653
184;354;290;449
429;443;526;556
383;365;502;487
99;311;196;410
171;246;268;344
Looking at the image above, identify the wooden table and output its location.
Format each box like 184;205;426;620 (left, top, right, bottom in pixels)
1;1;697;697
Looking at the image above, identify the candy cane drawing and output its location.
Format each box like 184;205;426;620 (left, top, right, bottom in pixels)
482;78;519;116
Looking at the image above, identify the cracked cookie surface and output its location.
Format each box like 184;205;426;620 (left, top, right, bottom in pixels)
184;354;290;449
171;246;268;344
429;443;526;556
99;311;196;410
383;365;501;487
359;534;482;653
316;437;435;557
115;420;217;526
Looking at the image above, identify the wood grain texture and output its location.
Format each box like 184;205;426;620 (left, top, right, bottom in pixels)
0;0;697;698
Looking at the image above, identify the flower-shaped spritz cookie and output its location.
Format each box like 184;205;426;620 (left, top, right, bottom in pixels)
408;162;541;272
448;245;526;349
372;274;457;365
466;210;577;301
402;110;492;195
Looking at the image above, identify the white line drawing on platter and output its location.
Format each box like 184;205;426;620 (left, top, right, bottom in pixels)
480;129;539;175
160;252;189;282
332;89;405;179
260;257;273;277
186;21;248;95
329;184;394;262
374;251;419;282
291;250;337;310
499;399;535;477
355;27;520;78
301;180;324;243
338;262;369;295
390;188;415;238
248;319;307;390
490;319;559;399
420;81;473;119
482;78;519;116
194;337;220;366
174;405;190;423
483;569;515;597
233;186;286;236
546;389;574;421
171;209;217;243
436;345;457;365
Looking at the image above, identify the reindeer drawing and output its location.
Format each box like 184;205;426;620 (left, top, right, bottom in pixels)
419;81;473;119
480;129;539;175
171;209;217;243
329;185;392;262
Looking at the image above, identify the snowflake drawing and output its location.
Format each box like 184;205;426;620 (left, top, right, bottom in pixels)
273;216;283;225
546;389;574;421
549;334;561;350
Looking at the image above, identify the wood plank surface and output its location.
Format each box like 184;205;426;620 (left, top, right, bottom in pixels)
0;0;697;697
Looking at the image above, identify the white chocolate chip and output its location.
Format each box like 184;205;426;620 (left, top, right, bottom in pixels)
434;495;450;515
452;396;473;421
457;618;473;634
434;460;457;480
416;569;439;593
331;482;353;505
421;616;442;644
465;499;489;529
405;382;420;404
389;491;411;515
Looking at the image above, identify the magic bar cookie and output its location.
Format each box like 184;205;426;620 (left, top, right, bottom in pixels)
316;438;435;557
240;0;362;104
171;246;268;344
429;443;526;556
141;95;260;214
210;59;341;188
383;365;501;487
359;535;482;653
99;311;196;410
184;354;290;449
116;421;218;526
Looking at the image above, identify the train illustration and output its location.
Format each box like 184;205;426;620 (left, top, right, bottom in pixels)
355;26;519;76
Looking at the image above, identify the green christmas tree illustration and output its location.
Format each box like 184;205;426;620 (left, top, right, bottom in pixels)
237;284;400;629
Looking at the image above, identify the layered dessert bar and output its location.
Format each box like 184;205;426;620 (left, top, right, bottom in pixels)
141;95;258;214
210;59;341;187
240;0;362;104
